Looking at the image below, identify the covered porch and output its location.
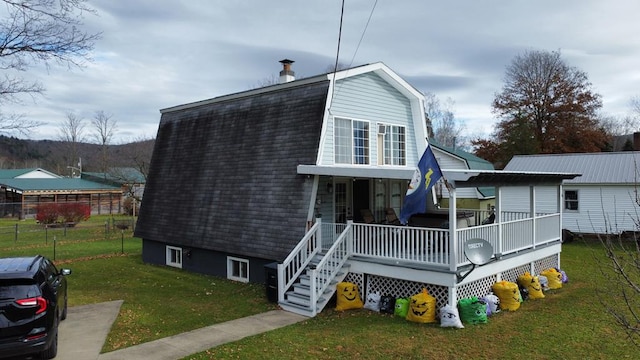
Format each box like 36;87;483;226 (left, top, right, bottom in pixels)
278;169;579;317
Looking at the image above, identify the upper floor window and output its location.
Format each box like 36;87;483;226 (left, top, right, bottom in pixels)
383;125;406;165
335;117;369;165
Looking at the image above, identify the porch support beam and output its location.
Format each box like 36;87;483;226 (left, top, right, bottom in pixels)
448;186;457;274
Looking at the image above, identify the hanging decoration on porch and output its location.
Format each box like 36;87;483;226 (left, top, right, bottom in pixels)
541;268;563;289
394;297;410;318
457;297;488;324
406;288;437;323
517;272;545;299
439;304;464;328
363;292;381;312
481;292;501;316
399;144;445;225
335;282;364;311
492;281;521;311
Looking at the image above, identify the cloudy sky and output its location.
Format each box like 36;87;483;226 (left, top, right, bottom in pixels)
7;0;640;143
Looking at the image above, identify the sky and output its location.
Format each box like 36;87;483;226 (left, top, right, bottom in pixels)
5;0;640;144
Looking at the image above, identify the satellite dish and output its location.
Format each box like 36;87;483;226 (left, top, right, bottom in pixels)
457;238;495;283
464;238;494;265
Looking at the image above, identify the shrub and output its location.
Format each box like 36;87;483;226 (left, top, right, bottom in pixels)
35;203;91;225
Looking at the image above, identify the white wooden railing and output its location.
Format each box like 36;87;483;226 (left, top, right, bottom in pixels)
351;223;450;267
278;219;322;302
309;224;352;315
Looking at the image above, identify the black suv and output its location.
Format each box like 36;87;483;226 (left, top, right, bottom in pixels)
0;256;71;359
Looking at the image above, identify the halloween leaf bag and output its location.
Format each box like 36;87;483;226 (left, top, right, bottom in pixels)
406;288;437;323
492;281;521;311
363;292;381;312
541;268;563;289
335;282;364;311
458;297;488;324
481;292;500;316
394;297;409;318
379;295;396;314
440;304;464;329
555;267;569;283
517;272;545;299
538;275;549;291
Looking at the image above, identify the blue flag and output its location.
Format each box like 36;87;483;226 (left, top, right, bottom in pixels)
399;144;443;224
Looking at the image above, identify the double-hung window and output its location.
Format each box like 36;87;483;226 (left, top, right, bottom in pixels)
335;117;370;165
564;190;579;211
383;125;406;165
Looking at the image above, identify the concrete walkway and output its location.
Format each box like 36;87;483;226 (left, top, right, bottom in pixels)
57;301;307;360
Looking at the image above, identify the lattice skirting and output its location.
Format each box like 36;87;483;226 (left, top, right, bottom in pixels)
344;253;560;309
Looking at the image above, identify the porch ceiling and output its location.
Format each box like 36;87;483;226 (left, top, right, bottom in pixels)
297;165;414;180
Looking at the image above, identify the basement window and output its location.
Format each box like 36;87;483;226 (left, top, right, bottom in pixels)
564;190;579;211
227;256;249;283
166;246;183;268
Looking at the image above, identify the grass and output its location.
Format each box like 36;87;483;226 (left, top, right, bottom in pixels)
2;217;637;358
182;241;639;360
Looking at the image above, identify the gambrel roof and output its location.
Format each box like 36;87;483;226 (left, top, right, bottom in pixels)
505;152;640;184
135;80;330;261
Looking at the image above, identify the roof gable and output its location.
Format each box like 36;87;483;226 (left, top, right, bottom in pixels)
0;168;60;179
505;152;640;184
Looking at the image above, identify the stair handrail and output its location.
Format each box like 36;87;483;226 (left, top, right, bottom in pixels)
311;222;352;311
278;219;322;302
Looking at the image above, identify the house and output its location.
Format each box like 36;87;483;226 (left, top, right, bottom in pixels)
135;60;578;317
0;168;123;218
430;141;495;214
504;152;640;235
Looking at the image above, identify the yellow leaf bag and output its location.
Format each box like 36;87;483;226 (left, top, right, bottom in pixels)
541;268;563;289
335;282;364;311
491;281;521;311
406;288;437;323
517;272;545;299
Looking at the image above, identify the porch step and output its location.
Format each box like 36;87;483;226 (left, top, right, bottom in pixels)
278;300;316;317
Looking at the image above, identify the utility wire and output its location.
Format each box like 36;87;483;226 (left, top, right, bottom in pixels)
348;0;378;68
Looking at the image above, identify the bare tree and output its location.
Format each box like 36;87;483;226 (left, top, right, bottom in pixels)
91;110;117;173
57;111;86;176
424;92;466;149
0;0;100;135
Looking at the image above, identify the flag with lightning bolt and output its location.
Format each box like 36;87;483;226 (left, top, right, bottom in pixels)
399;144;443;225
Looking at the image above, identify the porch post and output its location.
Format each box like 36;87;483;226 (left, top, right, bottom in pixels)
315;217;322;251
496;186;502;256
530;185;536;249
346;219;354;256
448;186;457;273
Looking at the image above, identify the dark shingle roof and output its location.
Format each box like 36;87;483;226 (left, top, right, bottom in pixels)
135;81;330;261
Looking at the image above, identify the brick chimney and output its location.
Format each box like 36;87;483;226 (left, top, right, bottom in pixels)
279;59;295;83
634;132;640;151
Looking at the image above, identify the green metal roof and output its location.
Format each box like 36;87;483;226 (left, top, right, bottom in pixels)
0;178;121;192
430;140;496;198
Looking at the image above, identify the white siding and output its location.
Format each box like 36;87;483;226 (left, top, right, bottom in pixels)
503;184;639;234
435;150;477;199
563;185;639;234
321;73;417;166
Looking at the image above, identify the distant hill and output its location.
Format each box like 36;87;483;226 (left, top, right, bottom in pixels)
0;135;155;176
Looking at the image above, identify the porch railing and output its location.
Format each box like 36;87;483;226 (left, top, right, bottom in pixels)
351;223;450;267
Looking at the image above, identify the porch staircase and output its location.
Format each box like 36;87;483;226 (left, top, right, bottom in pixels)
278;252;351;317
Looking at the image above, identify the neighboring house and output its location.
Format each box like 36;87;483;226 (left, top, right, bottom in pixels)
0;168;61;179
0;169;123;218
82;167;146;200
504;152;640;235
430;141;495;212
136;60;577;317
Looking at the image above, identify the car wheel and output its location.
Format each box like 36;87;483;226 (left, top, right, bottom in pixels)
60;292;68;321
40;321;58;359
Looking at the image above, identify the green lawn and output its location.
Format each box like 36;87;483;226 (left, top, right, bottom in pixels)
2;218;637;358
182;242;639;360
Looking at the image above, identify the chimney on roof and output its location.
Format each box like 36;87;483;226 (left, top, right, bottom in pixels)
634;132;640;151
279;59;295;83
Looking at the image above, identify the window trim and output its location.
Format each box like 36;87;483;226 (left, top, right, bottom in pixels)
564;189;579;212
166;246;183;268
227;256;249;283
